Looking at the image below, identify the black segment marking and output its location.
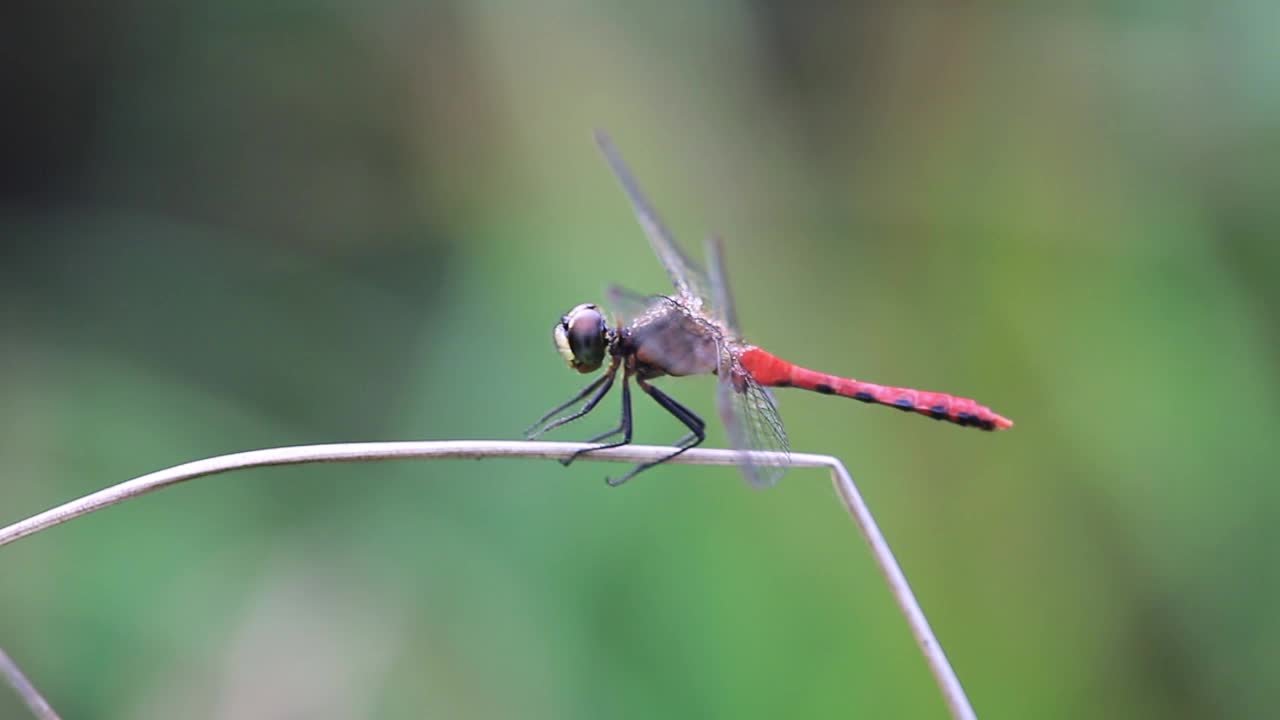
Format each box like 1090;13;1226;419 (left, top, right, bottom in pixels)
814;383;835;395
854;392;874;402
894;398;914;411
930;405;948;419
956;412;975;427
774;380;791;387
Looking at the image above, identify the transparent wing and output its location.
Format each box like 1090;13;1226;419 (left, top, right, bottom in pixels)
605;284;663;324
595;130;712;307
718;352;791;489
707;234;786;486
704;234;739;333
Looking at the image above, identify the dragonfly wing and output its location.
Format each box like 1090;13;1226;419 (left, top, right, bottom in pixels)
717;352;791;489
708;235;786;486
595;130;712;306
605;284;664;324
705;234;739;333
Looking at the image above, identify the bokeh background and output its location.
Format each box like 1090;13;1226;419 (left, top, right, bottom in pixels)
3;3;1278;718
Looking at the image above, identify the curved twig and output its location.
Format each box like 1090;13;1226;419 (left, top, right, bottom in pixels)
0;648;60;720
0;441;976;719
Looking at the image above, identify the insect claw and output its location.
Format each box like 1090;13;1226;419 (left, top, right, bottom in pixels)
606;468;640;487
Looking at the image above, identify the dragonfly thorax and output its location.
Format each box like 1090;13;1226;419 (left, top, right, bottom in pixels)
554;303;612;373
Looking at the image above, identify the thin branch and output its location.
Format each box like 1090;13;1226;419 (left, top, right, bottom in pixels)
0;648;60;720
0;441;976;719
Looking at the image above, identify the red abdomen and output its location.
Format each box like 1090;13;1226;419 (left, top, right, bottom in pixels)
739;347;1013;431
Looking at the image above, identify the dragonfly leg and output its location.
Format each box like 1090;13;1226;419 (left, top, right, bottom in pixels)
525;358;620;439
583;424;626;444
561;370;633;466
581;373;691;447
607;379;705;487
652;388;706;432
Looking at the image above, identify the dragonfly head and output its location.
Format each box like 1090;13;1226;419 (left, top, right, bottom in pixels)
554;303;608;373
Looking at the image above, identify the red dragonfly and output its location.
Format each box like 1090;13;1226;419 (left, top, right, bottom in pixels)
527;131;1012;487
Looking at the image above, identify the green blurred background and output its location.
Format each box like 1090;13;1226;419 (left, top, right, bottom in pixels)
3;3;1278;718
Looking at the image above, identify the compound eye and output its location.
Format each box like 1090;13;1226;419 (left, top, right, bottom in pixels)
553;304;607;373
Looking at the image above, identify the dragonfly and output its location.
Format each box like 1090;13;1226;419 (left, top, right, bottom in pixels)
526;131;1013;487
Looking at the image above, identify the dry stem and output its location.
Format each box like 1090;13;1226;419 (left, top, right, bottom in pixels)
0;441;976;720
